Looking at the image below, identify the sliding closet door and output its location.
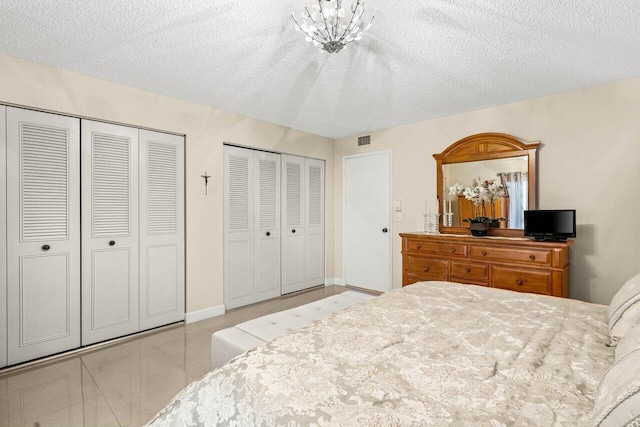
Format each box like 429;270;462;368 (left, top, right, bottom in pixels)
81;120;139;345
224;145;255;310
254;151;281;302
305;158;325;287
6;107;80;365
0;106;6;368
281;155;306;294
139;130;185;331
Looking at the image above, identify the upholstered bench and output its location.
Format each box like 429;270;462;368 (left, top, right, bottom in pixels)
211;290;376;369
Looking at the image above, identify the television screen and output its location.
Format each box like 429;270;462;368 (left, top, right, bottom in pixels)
524;210;576;240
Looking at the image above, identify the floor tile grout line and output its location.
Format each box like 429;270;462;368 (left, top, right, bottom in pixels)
80;356;124;427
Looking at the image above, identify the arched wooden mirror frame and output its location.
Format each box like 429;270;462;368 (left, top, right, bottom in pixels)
434;133;540;238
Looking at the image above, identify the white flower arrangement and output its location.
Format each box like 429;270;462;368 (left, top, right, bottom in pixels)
448;183;464;196
449;177;506;223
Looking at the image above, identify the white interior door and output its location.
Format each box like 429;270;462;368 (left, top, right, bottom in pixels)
0;106;7;367
305;158;325;288
81;120;139;345
139;130;185;331
224;145;255;310
344;151;391;292
6;107;81;365
281;155;305;294
254;151;281;302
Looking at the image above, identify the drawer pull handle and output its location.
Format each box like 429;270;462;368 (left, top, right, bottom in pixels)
516;279;524;286
451;248;456;253
482;251;487;256
42;244;50;251
423;267;430;272
416;245;421;249
529;255;536;261
465;268;471;273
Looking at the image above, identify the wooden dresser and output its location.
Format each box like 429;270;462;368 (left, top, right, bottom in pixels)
400;233;573;297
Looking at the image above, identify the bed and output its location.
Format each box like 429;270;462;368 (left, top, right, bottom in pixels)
147;281;628;426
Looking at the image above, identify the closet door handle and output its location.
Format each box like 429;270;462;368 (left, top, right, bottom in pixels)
109;241;116;246
266;231;271;237
382;228;388;233
42;244;50;251
292;229;296;234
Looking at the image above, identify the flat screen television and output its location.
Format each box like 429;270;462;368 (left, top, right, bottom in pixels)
524;210;576;241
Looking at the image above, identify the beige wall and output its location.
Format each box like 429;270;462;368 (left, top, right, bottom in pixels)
335;78;640;305
0;53;335;313
2;52;637;309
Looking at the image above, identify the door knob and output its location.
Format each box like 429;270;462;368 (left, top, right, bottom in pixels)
266;231;271;237
292;229;296;234
109;241;116;246
382;228;388;233
42;244;50;251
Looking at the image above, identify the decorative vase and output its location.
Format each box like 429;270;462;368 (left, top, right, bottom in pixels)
470;222;489;237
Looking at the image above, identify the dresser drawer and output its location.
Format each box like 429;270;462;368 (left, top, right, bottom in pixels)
470;245;551;266
406;256;448;281
401;233;571;297
492;266;551;295
406;239;467;257
450;262;489;280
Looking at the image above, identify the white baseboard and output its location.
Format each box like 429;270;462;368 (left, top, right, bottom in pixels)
325;278;345;286
185;304;225;324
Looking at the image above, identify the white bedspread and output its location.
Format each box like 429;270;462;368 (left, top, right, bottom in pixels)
148;282;614;426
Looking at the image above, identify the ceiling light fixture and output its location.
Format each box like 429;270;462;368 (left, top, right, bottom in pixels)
291;0;375;53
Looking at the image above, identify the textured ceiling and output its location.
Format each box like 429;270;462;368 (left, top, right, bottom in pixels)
1;1;639;139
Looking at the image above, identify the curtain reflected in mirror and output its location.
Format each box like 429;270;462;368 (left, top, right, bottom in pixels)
497;172;528;229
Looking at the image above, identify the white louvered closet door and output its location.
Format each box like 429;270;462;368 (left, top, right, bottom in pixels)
6;107;80;365
0;106;6;368
305;158;325;288
281;155;306;294
254;151;281;302
139;130;185;331
224;146;255;310
81;120;139;345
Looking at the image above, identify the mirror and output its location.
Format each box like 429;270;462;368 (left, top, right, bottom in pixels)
443;156;528;228
434;133;539;237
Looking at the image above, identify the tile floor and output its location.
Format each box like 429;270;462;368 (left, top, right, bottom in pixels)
0;285;347;427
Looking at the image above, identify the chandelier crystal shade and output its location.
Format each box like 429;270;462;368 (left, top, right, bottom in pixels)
291;0;375;53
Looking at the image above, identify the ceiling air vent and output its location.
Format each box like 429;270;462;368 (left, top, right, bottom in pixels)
357;135;371;147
